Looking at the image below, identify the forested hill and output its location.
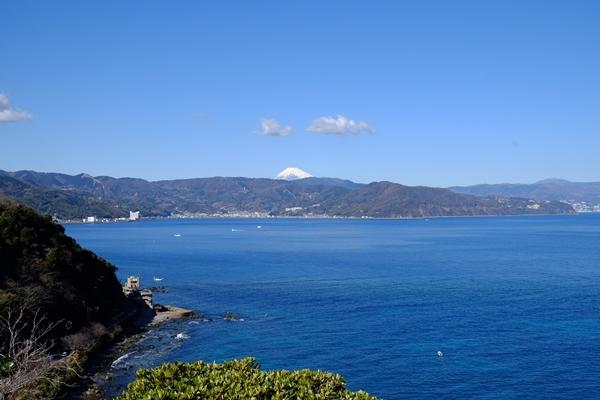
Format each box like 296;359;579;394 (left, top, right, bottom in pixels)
0;175;126;219
0;170;575;219
0;199;128;339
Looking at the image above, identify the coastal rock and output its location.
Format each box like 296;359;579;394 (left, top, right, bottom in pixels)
151;305;195;325
223;312;244;322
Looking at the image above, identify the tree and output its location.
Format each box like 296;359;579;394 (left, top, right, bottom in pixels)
0;309;67;399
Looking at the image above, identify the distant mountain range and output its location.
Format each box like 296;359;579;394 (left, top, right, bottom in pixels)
450;178;600;204
0;169;575;219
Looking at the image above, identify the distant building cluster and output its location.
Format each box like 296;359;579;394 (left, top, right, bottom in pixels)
81;210;141;223
170;211;273;218
565;201;600;213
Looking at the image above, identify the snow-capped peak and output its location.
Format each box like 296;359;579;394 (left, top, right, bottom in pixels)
276;167;313;180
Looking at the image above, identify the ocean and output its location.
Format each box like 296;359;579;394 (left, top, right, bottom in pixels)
65;215;600;399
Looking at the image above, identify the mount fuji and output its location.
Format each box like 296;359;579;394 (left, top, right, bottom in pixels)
275;167;313;180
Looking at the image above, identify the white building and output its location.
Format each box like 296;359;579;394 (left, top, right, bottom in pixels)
129;211;140;221
85;216;97;223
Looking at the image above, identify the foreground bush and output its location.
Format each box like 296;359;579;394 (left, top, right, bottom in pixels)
117;358;376;400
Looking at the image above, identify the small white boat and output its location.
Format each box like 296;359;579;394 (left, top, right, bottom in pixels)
175;333;190;340
173;234;181;237
153;276;164;282
437;351;444;357
257;225;262;229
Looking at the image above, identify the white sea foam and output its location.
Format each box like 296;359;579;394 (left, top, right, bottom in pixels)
111;351;136;368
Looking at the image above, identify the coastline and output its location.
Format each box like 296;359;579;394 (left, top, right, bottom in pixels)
71;303;195;400
58;211;591;225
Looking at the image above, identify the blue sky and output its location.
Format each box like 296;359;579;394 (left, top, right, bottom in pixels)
1;1;599;186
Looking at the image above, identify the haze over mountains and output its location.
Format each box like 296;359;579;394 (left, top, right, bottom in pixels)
0;169;576;219
450;179;600;204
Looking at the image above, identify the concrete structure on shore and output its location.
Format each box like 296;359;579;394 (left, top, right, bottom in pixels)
122;276;153;308
123;276;140;293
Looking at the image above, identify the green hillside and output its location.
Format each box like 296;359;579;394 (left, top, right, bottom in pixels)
0;199;128;339
0;170;575;219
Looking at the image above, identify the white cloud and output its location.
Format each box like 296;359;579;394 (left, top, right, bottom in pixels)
257;118;293;137
0;93;31;122
307;115;373;135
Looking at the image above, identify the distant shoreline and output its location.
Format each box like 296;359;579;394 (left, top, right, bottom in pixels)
59;211;593;225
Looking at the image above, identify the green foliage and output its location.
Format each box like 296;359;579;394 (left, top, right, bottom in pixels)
0;355;14;378
0;176;127;219
117;358;376;400
0;201;127;343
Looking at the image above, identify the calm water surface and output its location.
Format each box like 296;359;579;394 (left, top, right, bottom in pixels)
65;215;600;399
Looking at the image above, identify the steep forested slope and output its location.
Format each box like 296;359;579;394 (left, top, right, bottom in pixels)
0;200;127;338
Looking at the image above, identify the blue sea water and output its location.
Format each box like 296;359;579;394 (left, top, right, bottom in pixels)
65;215;600;399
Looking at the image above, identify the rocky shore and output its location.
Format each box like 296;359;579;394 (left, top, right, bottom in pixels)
151;305;195;325
73;303;196;400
